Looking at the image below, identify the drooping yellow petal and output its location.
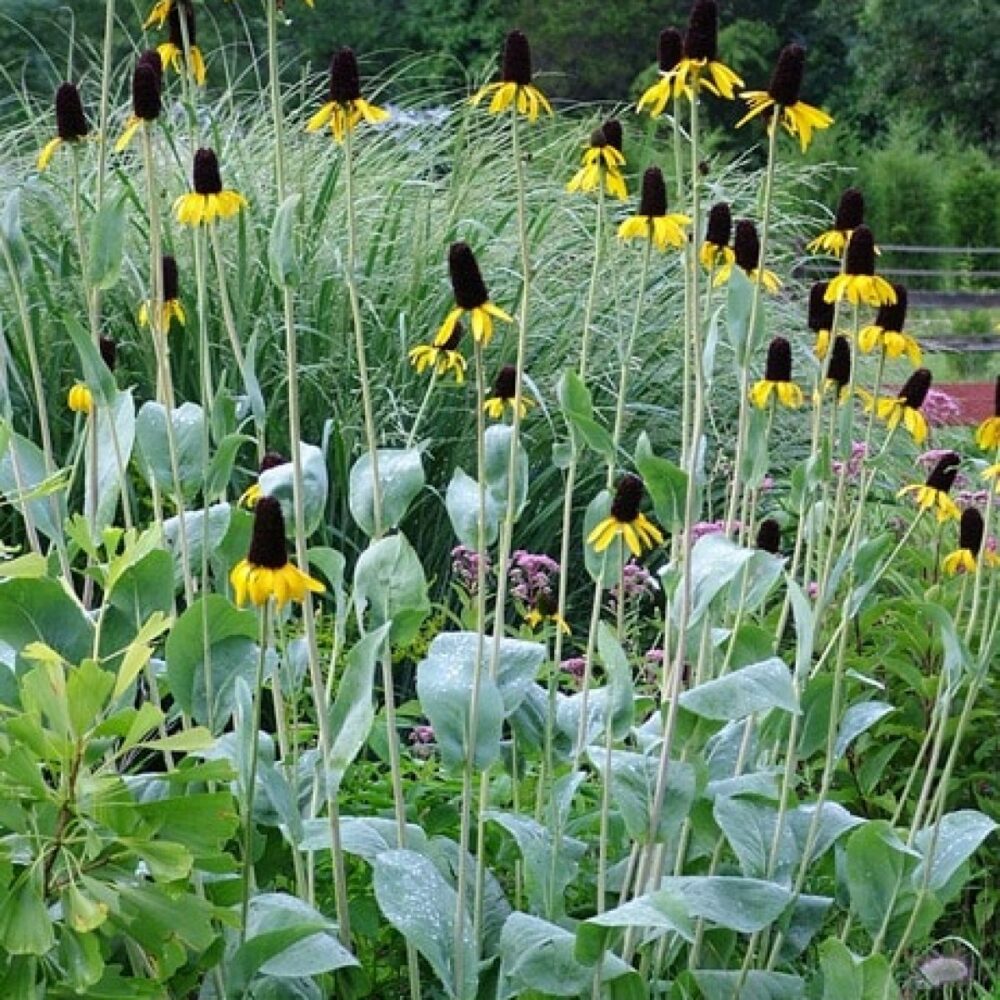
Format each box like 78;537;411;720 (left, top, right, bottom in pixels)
37;136;62;171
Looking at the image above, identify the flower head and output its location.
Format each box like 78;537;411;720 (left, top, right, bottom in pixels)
637;27;684;116
509;549;560;604
99;337;117;372
157;1;206;86
230;496;325;608
471;30;552;122
826;335;853;399
566;120;627;200
618;167;691;250
306;46;389;142
139;254;186;330
484;364;532;420
38;82;90;170
587;473;664;556
898;451;961;522
750;336;803;409
808;188;864;256
434;242;512;347
669;1;743;100
409;323;467;384
974;375;1000;450
115;53;162;151
858;284;920;366
715;219;780;292
524;590;570;635
67;382;93;415
239;451;288;508
755;518;782;555
700;201;734;269
737;44;833;152
452;544;490;592
868;367;932;444
808;281;836;358
825;226;897;307
942;507;998;574
174;148;247;226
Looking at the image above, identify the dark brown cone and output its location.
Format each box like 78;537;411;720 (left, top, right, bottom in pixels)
807;282;834;333
925;452;960;493
834;187;864;231
138;48;163;84
55;83;88;141
448;242;489;310
764;337;793;383
638;167;668;217
99;337;117;372
684;0;718;61
705;202;731;248
734;219;761;271
828;336;852;388
845;225;876;276
328;47;361;103
167;1;196;48
610;473;644;522
501;30;533;86
492;364;517;400
658;27;683;72
535;590;558;616
768;44;805;106
993;374;999;417
958;507;984;555
192;148;223;195
132;59;162;121
601;118;623;152
439;322;465;352
162;255;179;301
874;284;907;332
900;368;932;410
247;496;290;569
259;451;287;473
756;518;781;554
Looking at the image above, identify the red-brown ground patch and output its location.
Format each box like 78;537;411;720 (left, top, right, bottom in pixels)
935;382;995;425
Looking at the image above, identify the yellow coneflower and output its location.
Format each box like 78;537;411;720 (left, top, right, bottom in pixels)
116;50;162;152
239;451;288;508
824;335;853;403
808;281;835;359
750;337;803;409
484;364;532;420
157;1;206;86
306;46;389;143
471;30;552;122
587;473;664;556
824;226;896;307
699;202;734;269
714;219;781;292
174;148;247;226
409;324;467;385
807;188;864;257
618;167;691;250
138;254;186;330
974;376;1000;450
670;0;743;100
525;591;570;635
434;242;513;348
637;27;684;117
942;508;998;575
858;285;921;366
866;367;933;445
67;382;93;415
755;518;782;555
37;82;89;171
737;44;833;152
230;496;325;608
566;119;627;200
898;452;961;523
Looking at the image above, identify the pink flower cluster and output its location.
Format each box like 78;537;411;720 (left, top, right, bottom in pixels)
451;545;491;592
690;520;742;543
508;550;560;604
610;559;659;604
832;440;868;481
921;388;962;428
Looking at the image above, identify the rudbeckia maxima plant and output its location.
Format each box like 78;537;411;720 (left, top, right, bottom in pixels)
231;496;325;608
737;43;833;152
868;367;933;445
808;281;835;359
409;324;468;385
825;225;896;307
484;364;533;420
636;27;683;117
825;335;853;402
943;508;998;575
174;148;247;226
750;336;803;409
434;242;512;348
566;119;627;200
671;0;743;99
898;451;962;523
306;46;389;143
472;30;552;122
859;284;921;366
715;219;780;292
67;383;93;416
700;202;734;270
239;451;289;509
37;82;89;171
974;376;1000;451
808;187;865;257
588;473;664;557
157;1;206;86
116;51;163;152
618;167;690;251
139;255;186;330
